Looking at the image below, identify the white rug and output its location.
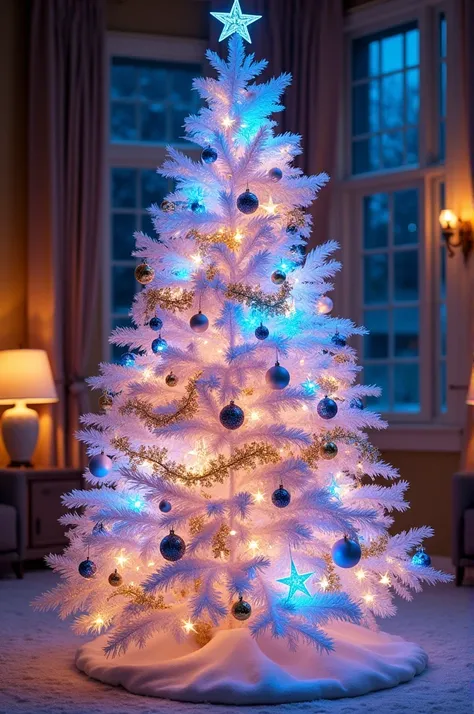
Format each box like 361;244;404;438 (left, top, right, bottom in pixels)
0;563;472;714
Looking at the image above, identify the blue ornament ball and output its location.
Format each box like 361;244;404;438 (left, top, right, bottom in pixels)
411;547;431;567
332;537;362;569
89;453;113;478
191;201;205;213
160;530;186;561
266;362;290;390
237;189;259;214
317;396;338;419
159;499;172;513
271;485;291;508
201;145;218;164
149;316;163;332
271;269;286;285
286;224;299;234
152;336;168;354
350;397;364;410
219;401;245;430
255;323;269;340
190;311;209;333
78;558;97;578
331;332;346;347
268;167;283;182
120;352;136;367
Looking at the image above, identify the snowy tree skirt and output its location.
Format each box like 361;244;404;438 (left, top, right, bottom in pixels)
76;621;427;704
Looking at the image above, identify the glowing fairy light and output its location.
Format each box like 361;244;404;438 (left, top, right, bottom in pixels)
229;530;237;536
248;540;259;553
132;498;143;510
261;196;279;215
300;358;305;366
116;553;128;568
319;576;329;591
93;615;105;631
182;618;197;634
142;367;153;381
301;404;308;412
222;116;235;128
380;574;391;586
363;593;374;604
191;253;203;265
249;410;261;422
234;230;243;242
355;569;366;581
253;491;264;504
147;561;155;567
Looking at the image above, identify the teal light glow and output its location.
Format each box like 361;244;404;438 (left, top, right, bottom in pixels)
211;1;261;44
302;378;318;395
277;555;314;599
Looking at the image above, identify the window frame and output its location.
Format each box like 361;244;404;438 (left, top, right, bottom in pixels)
103;32;206;361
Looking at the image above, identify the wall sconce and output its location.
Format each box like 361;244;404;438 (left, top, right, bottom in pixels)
439;209;473;262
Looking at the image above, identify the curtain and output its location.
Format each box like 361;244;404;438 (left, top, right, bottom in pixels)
210;0;343;250
28;0;105;466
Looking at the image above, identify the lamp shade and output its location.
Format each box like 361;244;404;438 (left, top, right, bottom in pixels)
0;349;58;405
467;363;474;406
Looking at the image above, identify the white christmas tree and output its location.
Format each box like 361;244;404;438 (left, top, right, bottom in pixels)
36;10;449;671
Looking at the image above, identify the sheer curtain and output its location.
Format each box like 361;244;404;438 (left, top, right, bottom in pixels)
28;0;105;466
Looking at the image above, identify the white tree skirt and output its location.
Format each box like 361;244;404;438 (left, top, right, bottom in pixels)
76;621;427;705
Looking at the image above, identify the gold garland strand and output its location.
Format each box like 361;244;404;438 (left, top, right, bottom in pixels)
301;429;381;468
107;584;168;610
119;373;202;429
361;534;389;558
225;281;292;316
321;553;342;592
187;228;242;252
144;287;195;317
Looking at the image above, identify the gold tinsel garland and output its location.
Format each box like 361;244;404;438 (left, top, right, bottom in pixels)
144;286;195;317
107;584;168;610
187;228;242;252
321;553;342;592
225;282;292;316
193;621;213;647
286;207;306;229
212;523;231;558
301;429;382;468
112;437;280;487
361;534;389;558
119;373;202;430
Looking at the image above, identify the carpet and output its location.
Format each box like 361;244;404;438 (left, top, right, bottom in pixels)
0;562;472;714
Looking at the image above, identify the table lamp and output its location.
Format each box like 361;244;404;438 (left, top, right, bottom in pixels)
0;349;58;466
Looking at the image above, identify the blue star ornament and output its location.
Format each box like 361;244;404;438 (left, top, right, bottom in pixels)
211;0;262;43
277;556;314;600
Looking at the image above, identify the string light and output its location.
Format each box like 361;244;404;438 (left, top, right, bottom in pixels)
142;367;153;382
355;569;366;581
147;561;155;567
250;410;261;422
116;553;128;568
222;116;235;128
248;540;259;553
182;618;197;634
234;230;243;242
191;253;203;265
363;593;374;604
229;530;237;536
261;196;279;215
319;576;329;591
380;574;391;585
253;491;264;504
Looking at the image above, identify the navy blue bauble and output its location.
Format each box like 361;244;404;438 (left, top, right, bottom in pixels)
159;499;172;513
320;441;338;459
271;269;286;285
190;311;209;333
237;189;259;214
89;453;113;478
255;323;269;340
411;547;431;567
201;146;218;164
160;529;186;561
266;362;290;390
268;167;283;182
78;558;97;578
331;332;346;347
149;316;163;332
219;401;245;430
350;397;364;410
317;396;338;419
271;485;291;508
332;537;362;569
286;223;299;234
120;352;136;367
191;201;205;213
152;336;168;354
231;596;252;621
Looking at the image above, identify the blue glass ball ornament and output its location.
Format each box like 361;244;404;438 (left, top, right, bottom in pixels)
350;397;364;410
219;400;245;430
189;311;209;333
149;316;163;332
268;167;283;182
191;201;205;213
88;453;113;478
201;145;218;164
266;361;290;390
317;396;338;419
271;485;291;508
331;332;346;347
255;323;269;340
160;529;186;562
271;269;286;285
120;352;136;367
411;547;431;567
320;441;338;459
152;335;168;354
237;189;259;214
231;596;252;621
159;499;172;513
78;558;97;578
332;536;362;569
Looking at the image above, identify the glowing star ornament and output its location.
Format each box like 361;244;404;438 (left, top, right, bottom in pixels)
211;0;261;44
277;555;314;599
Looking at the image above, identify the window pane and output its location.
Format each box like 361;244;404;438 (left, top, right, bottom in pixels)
141;212;155;236
111;102;137;141
140;170;169;209
405;126;418;164
394;364;419;412
111;168;137;209
112;265;136;314
440;302;447;357
393;251;418;301
364;193;389;249
140;103;166;142
353;136;380;174
138;66;167;101
406;68;419;125
381;33;403;73
353;38;380;80
381;73;404;128
364;310;389;358
393;188;418;245
394;307;419;356
381;131;404;168
439;61;447;118
364;364;390;412
112;214;137;260
406;29;419;66
439;15;447;59
440;244;446;301
111;61;137;98
353;82;379;135
364;254;388;304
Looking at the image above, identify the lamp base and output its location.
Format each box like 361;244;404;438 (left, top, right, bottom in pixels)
1;401;39;467
7;460;33;468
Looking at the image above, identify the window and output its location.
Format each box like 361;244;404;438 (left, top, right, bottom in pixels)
340;0;464;437
105;34;204;362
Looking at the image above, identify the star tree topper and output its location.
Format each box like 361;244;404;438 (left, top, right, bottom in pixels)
211;0;262;44
277;555;315;600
